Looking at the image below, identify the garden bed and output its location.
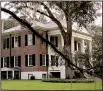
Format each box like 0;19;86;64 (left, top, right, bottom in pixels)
42;78;94;83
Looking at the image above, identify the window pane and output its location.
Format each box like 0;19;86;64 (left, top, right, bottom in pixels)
15;56;18;67
4;57;7;67
4;39;7;49
28;34;33;45
15;37;19;47
51;55;55;66
42;55;45;66
29;55;32;66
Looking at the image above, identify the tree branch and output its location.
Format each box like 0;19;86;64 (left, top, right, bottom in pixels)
40;2;66;38
37;10;50;17
1;7;83;72
2;8;100;77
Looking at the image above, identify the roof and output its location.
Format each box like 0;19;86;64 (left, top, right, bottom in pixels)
2;20;93;36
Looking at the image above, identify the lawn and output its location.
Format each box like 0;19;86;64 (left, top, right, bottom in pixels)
2;79;102;90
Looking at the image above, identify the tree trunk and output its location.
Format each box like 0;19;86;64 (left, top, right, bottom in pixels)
63;34;74;79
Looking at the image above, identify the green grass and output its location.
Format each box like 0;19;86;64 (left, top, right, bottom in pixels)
2;79;102;90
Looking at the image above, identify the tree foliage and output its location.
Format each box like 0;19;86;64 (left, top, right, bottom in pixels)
2;1;99;78
2;19;19;30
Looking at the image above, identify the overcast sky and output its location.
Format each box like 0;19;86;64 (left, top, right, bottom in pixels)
1;2;102;26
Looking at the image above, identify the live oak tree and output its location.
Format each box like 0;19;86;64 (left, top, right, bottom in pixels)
2;1;98;78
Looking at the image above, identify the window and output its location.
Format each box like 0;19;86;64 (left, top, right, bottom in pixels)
3;38;9;49
15;56;19;67
42;55;46;66
42;74;46;78
25;34;35;46
13;36;21;47
28;34;33;45
78;43;81;51
28;55;33;66
4;57;7;67
3;57;9;68
25;54;35;67
14;37;19;47
74;41;77;51
11;56;21;67
50;36;58;47
51;55;58;66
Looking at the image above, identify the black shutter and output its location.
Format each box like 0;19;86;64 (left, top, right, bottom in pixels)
25;35;28;46
12;37;14;48
50;36;53;42
7;38;9;48
55;36;58;47
1;57;3;68
32;33;35;45
18;36;21;47
46;55;49;66
18;56;21;67
11;56;14;67
25;55;28;66
56;56;58;67
40;54;42;66
32;54;35;66
7;57;9;67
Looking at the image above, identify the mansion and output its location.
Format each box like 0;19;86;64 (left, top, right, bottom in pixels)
1;20;93;79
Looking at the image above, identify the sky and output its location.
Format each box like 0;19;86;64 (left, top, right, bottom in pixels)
1;2;102;26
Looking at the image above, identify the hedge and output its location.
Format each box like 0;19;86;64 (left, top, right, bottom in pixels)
42;78;94;83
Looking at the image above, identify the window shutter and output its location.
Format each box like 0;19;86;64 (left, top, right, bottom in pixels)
11;56;14;67
7;57;9;67
56;56;58;67
50;36;53;42
55;36;58;47
46;55;49;66
1;57;3;68
32;54;35;66
18;56;21;67
32;33;35;45
18;36;21;47
7;38;9;48
25;55;28;66
12;37;14;48
40;54;42;66
25;35;28;46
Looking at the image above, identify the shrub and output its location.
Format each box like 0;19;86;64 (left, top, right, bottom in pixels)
30;75;35;80
42;78;94;83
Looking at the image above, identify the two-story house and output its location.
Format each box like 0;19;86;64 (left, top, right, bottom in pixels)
1;20;93;79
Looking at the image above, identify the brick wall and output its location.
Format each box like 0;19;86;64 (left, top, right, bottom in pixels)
1;30;48;72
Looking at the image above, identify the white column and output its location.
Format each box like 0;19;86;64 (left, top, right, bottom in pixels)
12;70;14;79
81;39;85;53
89;41;92;53
77;42;78;51
61;35;64;47
71;37;74;53
89;40;93;65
